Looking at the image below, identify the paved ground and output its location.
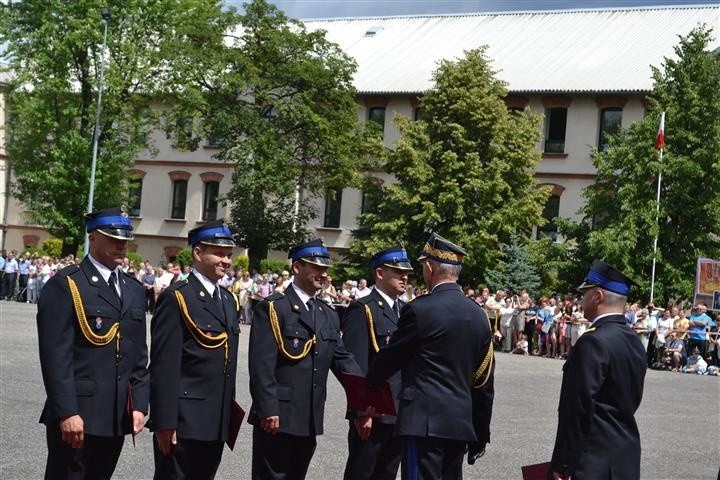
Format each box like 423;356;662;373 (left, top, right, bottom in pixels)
1;301;718;479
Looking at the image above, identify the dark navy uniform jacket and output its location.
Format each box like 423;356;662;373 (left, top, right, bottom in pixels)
37;257;149;436
367;282;494;443
248;284;361;437
148;274;240;442
342;289;402;424
550;313;646;479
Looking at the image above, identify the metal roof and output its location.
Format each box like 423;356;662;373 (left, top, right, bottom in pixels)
305;5;720;94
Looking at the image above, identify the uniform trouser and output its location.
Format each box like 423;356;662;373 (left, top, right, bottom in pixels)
44;426;124;480
153;435;223;480
18;273;28;301
401;436;466;480
252;426;316;480
4;272;16;299
344;421;402;480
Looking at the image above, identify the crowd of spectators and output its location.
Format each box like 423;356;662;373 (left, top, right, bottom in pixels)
4;248;718;376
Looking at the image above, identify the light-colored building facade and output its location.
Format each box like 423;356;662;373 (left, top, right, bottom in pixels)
2;5;718;263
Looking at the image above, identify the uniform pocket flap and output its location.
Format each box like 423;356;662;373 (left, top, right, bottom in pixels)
74;379;96;397
277;386;292;401
320;328;339;341
284;325;310;340
179;389;205;400
83;305;114;318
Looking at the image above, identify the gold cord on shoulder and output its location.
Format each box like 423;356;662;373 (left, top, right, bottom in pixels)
364;304;381;353
268;301;316;361
174;290;229;374
473;316;495;389
67;276;119;347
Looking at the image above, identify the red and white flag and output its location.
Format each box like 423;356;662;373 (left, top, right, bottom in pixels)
655;112;665;150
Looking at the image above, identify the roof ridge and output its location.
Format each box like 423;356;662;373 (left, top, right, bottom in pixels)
303;4;718;23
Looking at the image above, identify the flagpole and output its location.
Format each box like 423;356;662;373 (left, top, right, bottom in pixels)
649;112;665;303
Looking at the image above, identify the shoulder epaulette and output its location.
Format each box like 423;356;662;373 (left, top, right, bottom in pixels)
266;291;285;301
54;264;81;278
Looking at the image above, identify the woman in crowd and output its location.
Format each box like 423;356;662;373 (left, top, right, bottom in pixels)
499;296;516;353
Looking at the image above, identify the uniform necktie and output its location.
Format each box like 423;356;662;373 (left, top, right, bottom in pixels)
306;297;315;312
109;271;121;301
393;300;401;319
213;288;225;320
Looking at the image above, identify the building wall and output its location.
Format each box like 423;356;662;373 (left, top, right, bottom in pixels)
1;90;647;262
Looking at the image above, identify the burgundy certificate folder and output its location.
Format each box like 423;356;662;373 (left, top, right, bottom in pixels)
521;462;551;480
226;400;245;451
341;372;397;416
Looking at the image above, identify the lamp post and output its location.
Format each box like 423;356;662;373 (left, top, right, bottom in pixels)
84;6;111;256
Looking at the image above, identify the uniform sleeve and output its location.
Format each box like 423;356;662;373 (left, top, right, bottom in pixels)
550;334;609;475
341;301;370;375
366;303;420;390
248;300;280;419
36;276;78;420
130;283;150;413
149;288;184;430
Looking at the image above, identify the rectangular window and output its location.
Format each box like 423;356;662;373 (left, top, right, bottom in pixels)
203;181;220;221
128;178;143;217
544;108;567;153
361;191;375;214
323;190;342;228
536;194;560;241
368;107;386;138
171;179;188;219
413;107;425;121
598;108;622;151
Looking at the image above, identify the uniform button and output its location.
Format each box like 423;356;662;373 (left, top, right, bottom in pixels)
184;391;188;396
207;324;212;328
117;376;121;381
315;351;319;356
313;384;317;388
313;368;318;373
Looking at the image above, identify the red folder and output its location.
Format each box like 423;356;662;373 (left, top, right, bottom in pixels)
341;372;396;416
521;462;550;480
226;400;245;451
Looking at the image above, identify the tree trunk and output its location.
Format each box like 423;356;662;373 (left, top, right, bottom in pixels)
248;245;268;272
61;239;80;259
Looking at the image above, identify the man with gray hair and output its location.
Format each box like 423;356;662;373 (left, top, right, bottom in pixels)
367;233;494;479
550;259;646;480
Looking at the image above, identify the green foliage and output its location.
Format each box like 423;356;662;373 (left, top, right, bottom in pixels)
175;248;193;270
171;0;382;269
126;251;143;269
20;247;41;257
526;236;577;297
351;48;550;285
232;255;250;272
328;262;368;284
559;27;720;302
485;235;541;297
1;0;233;255
259;258;289;274
40;238;63;258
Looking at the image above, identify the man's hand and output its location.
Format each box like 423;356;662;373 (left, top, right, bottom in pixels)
354;416;372;440
553;471;571;480
155;429;177;456
132;410;145;435
261;416;280;435
59;414;84;448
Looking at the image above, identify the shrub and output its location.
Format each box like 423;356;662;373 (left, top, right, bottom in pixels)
41;238;63;258
232;255;250;272
259;258;289;274
175;248;193;269
126;251;144;269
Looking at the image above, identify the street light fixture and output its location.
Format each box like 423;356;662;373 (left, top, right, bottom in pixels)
84;6;111;256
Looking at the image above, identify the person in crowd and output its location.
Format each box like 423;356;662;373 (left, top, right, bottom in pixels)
687;304;711;358
513;290;530;348
148;220;241;480
248;239;361;479
367;233;494;478
499;296;516;353
177;265;191;282
27;268;40;303
684;347;707;374
569;310;589;348
17;252;31;302
36;207;148;480
523;297;539;356
633;308;650;350
342;245;413;480
141;265;156;314
550;260;646;480
655;309;673;363
3;250;18;300
665;332;686;372
483;289;505;340
254;274;272;302
673;309;690;341
153;267;171;302
400;284;416;303
512;333;530;355
355;278;371;299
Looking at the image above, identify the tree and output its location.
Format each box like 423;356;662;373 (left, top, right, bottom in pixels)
1;0;234;255
171;0;381;268
559;27;720;302
485;234;541;297
350;48;550;285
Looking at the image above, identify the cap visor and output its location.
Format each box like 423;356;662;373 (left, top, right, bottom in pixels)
576;281;597;292
199;238;236;247
96;228;133;240
416;254;427;262
384;261;414;271
301;257;331;267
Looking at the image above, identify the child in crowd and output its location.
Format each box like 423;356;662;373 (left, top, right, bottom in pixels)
512;333;529;355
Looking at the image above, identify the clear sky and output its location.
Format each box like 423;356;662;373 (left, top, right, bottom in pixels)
225;0;715;19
